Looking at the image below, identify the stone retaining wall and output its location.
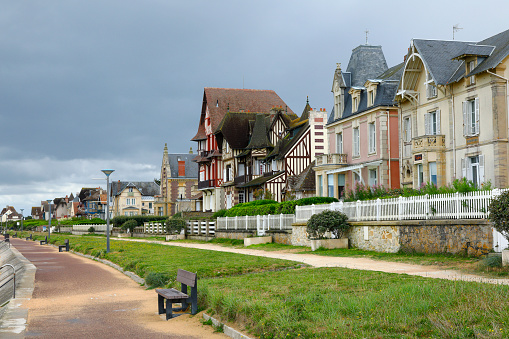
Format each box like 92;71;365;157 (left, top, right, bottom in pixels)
215;230;255;240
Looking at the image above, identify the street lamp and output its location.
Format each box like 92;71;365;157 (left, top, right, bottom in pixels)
101;169;114;253
47;200;52;240
20;209;24;232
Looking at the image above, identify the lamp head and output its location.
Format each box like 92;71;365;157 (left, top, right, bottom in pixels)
101;169;115;177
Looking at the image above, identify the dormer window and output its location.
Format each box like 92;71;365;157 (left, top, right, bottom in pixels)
369;90;375;106
349;87;362;112
353;97;359;111
468;60;476;85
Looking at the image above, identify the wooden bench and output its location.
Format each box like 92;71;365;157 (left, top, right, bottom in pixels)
156;269;197;320
59;239;69;252
12;232;17;238
40;236;47;245
26;234;32;241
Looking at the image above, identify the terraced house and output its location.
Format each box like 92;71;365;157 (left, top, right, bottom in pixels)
396;29;509;189
314;44;402;198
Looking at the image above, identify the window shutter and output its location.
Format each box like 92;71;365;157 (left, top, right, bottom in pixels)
475;97;480;135
223;169;226;181
462;101;468;136
479;155;485;184
436;109;441;134
461;158;466;178
466;158;472;181
425;113;430;135
229;167;233;180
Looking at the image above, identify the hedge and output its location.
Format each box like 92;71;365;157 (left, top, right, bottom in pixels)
111;215;167;228
223;197;339;217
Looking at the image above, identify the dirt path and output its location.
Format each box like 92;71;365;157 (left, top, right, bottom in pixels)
9;238;227;339
116;238;509;285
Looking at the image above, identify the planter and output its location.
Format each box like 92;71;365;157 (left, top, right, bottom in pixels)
244;236;272;247
502;250;509;267
166;234;186;241
310;238;348;251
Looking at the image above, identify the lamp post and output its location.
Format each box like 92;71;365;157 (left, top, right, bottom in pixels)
20;209;24;232
47;200;52;240
101;169;114;253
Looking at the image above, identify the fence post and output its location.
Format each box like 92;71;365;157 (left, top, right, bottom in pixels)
257;215;261;234
356;200;360;221
425;194;429;220
311;204;315;216
280;214;283;230
398;196;403;221
338;200;343;213
376;198;381;221
455;192;460;219
235;216;238;230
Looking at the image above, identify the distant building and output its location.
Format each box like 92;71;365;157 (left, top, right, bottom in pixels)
0;206;22;222
110;181;160;217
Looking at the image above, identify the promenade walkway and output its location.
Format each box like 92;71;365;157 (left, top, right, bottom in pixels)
5;238;227;339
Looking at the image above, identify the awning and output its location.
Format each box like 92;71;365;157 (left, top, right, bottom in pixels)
325;160;383;174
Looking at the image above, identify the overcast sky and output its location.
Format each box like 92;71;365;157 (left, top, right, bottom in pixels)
1;0;508;216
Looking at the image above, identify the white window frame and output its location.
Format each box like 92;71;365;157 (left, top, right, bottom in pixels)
426;72;437;99
462;155;484;187
336;133;343;154
417;164;424;187
403;116;411;142
327;174;334;197
469;60;476;85
368;122;376;153
368;168;378;187
424;110;440;135
353;127;360;157
429;162;437;186
463;98;480;136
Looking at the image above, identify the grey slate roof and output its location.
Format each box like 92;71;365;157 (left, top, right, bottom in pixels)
110;181;160;197
471;29;509;76
346;45;388;87
166;153;198;178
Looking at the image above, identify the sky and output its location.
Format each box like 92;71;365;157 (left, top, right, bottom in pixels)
1;0;509;216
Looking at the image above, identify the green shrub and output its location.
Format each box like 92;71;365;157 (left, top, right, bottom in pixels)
213;209;227;218
295;197;338;206
112;215;166;227
306;210;350;240
479;255;502;268
166;218;186;234
231;200;277;209
145;272;171;288
489;190;509;241
88;226;95;233
121;220;138;233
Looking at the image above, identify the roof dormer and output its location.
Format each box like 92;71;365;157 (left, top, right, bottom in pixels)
364;80;380;107
348;87;363;112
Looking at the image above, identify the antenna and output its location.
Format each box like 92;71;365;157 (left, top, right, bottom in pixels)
453;24;463;40
365;29;369;44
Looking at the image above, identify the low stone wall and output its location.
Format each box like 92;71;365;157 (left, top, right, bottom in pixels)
268;230;292;245
291;223;311;247
348;220;493;257
215;230;255;240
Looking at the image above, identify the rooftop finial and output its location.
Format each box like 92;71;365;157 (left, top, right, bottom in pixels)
227;103;230;112
365;29;369;45
306;96;309;105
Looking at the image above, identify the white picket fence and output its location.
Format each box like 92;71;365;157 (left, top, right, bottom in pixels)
296;189;509;223
186;220;215;236
216;214;295;236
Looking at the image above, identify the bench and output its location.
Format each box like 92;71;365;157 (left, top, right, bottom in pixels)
12;232;17;238
59;239;69;252
156;269;197;320
26;234;32;241
40;236;47;245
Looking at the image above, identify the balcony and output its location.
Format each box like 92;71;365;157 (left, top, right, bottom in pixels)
198;179;217;189
412;135;445;152
234;174;252;185
315;153;348;166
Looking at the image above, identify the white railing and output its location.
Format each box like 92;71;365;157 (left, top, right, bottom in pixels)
216;214;295;236
186;220;215;236
72;224;108;232
144;222;166;234
296;189;509;222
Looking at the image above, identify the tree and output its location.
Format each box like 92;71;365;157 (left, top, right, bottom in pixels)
489;190;509;241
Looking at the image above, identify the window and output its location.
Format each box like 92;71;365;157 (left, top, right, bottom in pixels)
463;98;479;136
403;116;411;142
429;162;437;186
225;165;232;182
369;91;374;106
337;174;345;199
271;160;277;172
149;202;152;209
417;164;424;187
336;133;343;154
425;110;440;135
226;194;232;209
238;163;245;177
353;127;360;157
225;142;230;153
462;155;484;187
334;92;341;119
353;97;359;111
238;191;245;204
327;174;334;197
426;72;437;99
369;168;378;187
368;122;376;153
128;187;133;192
469;60;476;85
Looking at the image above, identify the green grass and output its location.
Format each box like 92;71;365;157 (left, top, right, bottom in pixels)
200;267;509;338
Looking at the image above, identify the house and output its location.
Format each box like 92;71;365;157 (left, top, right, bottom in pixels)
78;187;106;219
155;144;200;216
110;181;160;217
0;206;22;222
396;29;509;189
191;87;295;211
314;44;403;198
53;195;74;219
31;206;44;220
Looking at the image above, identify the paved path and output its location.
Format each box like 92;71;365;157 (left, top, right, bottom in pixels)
115;238;509;285
8;238;227;339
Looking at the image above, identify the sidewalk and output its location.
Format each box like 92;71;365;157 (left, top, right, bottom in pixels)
4;238;227;339
115;237;509;285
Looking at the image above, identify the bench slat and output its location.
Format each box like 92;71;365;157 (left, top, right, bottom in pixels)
177;269;196;287
156;288;189;300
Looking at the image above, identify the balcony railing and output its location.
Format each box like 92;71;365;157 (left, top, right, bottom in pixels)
234;174;252;185
412;135;445;152
198;179;217;189
315;153;348;166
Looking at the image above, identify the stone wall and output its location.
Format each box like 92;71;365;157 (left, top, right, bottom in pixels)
291;224;311;247
215;230;255;240
348;220;493;257
267;230;292;245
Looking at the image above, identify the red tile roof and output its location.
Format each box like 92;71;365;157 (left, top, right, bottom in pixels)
191;88;294;142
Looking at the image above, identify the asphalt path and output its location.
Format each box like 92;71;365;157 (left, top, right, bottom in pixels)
9;238;227;339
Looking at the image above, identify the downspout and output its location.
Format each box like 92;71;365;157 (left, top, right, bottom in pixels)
387;110;392;189
451;86;456;179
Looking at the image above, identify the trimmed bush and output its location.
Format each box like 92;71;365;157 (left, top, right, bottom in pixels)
112;215;166;228
306;210;350;240
88;226;95;233
213;209;227;218
166;217;186;234
223;197;338;217
489;190;509;241
121;220;138;233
